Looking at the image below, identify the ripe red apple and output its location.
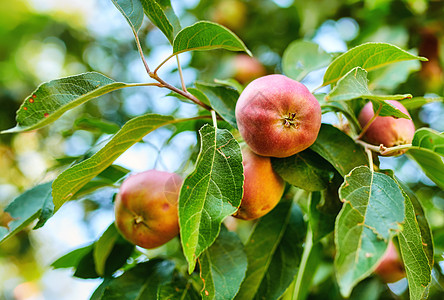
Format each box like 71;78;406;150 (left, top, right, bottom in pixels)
358;100;415;155
233;147;285;220
114;170;182;249
374;241;406;283
235;74;322;158
232;54;267;85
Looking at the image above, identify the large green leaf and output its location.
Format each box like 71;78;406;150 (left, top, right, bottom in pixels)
199;226;247;300
1;72;127;134
111;0;144;34
310;124;368;176
179;124;243;273
407;148;444;189
140;0;174;42
100;260;175;300
52;245;94;269
411;128;444;156
157;274;200;300
52;114;177;211
335;166;405;297
254;204;305;300
401;97;443;110
0;182;53;244
172;21;251;56
195;82;239;129
155;0;181;36
235;201;300;300
323;43;427;87
398;193;432;300
271;149;335;191
326;67;411;109
282;40;332;81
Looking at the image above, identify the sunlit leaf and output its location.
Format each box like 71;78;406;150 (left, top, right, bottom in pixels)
407;148;444;189
199;226;247;300
141;0;174;42
326;67;411;107
335;166;405;297
282;40;332;81
94;223;120;276
195;82;239;129
111;0;144;33
179;124;243;273
401;97;443;110
0;182;53;243
1;72;127;134
323;43;427;87
173;21;251;56
52;114;177;211
411;127;444;156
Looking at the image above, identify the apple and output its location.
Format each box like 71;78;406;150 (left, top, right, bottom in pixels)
233;147;285;220
374;241;406;283
114;170;182;249
232;54;267;84
211;0;247;32
358;100;415;155
235;74;322;158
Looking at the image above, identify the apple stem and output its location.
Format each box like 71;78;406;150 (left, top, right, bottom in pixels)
176;55;188;93
365;148;374;172
211;110;218;129
356;140;413;156
356;104;382;141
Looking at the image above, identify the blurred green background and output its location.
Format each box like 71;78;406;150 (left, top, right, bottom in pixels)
0;0;443;299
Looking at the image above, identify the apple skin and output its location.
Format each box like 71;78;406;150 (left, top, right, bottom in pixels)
233;147;285;220
374;241;406;283
232;54;267;85
235;74;322;158
114;170;182;249
358;100;415;155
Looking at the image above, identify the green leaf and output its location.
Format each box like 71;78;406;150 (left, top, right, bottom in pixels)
411;128;444;156
368;59;421;91
199;226;247;300
100;260;175;300
271;149;335;191
0;182;53;243
326;67;411;105
155;0;181;36
1;72;127;134
52;245;94;269
167;87;211;106
94;223;120;276
157;274;200;300
323;43;427;87
111;0;144;33
52;114;177;211
172;21;251;56
401;97;443;110
74;117;120;134
213;78;243;94
179;124;243;273
335;166;405;297
282;40;332;81
195;82;239;129
371;99;411;119
310;124;368;176
318;96;361;133
235;201;299;300
254;204;305;300
140;0;174;43
398;193;432;299
407;148;444;189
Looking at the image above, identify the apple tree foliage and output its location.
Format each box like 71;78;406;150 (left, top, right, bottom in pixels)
1;0;443;299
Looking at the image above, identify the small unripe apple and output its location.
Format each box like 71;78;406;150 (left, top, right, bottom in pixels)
211;0;247;31
358;100;415;155
114;170;182;249
232;54;267;85
235;74;322;158
233;147;285;220
374;241;406;283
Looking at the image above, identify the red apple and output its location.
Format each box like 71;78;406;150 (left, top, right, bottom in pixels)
235;74;322;158
232;54;267;85
374;241;406;283
233;147;285;220
358;100;415;155
114;170;182;249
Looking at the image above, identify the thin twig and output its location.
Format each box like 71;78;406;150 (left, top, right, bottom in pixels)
356;104;382;140
211;110;218;129
365;148;374;172
133;31;151;75
356;140;413;156
153;53;175;75
176;55;188;93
